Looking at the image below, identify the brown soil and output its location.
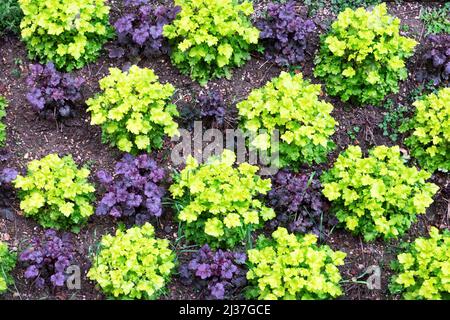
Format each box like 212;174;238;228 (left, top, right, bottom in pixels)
0;0;448;300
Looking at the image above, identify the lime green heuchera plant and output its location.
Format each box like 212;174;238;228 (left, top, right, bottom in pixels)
87;66;179;154
19;0;112;71
0;241;16;295
321;145;439;241
314;3;417;105
390;227;450;300
163;0;260;85
13;154;95;232
246;227;346;300
401;87;450;173
170;150;275;249
88;223;176;300
237;72;337;168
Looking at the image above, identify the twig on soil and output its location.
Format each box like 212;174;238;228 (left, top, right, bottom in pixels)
258;59;270;70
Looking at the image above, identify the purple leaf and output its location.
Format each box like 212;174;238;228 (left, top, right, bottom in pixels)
209;282;225;299
50;272;66;287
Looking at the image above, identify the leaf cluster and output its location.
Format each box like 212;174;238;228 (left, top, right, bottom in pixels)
14;154;95;231
314;4;417;105
87;223;176;300
237;72;336;168
246;227;346;300
0;241;16;294
163;0;260;85
87;66;179;154
321;145;439;241
19;0;112;71
390;227;450;300
169;150;275;249
401;88;450;173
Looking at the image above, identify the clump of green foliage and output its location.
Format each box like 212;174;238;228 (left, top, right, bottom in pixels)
0;241;16;295
314;3;417;105
87;66;179;154
19;0;112;71
169;150;275;249
420;2;450;35
163;0;260;85
390;227;450;300
0;97;8;147
246;227;346;300
237;72;337;168
88;223;176;300
378;99;408;142
14;154;95;232
321;145;439;241
0;0;23;36
401;88;450;173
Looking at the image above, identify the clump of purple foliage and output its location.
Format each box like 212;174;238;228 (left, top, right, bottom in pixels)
26;62;84;119
110;0;181;59
19;230;74;288
179;245;247;300
178;90;227;130
256;1;316;67
417;34;450;87
96;154;165;225
197;90;227;126
0;151;17;209
267;170;337;237
0;167;17;187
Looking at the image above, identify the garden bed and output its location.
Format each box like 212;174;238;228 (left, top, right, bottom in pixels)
0;0;449;300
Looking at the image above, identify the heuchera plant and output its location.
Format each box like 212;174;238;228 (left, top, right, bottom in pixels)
163;0;260;85
401;88;450;173
197;90;227;126
390;227;450;300
416;35;450;87
321;145;439;241
13;154;95;232
87;66;179;154
246;227;346;300
96;153;165;225
179;244;247;300
237;72;336;168
0;152;18;210
314;4;417;105
26;63;84;119
88;223;176;300
20;229;74;288
255;1;316;67
169;150;275;249
0;241;16;294
267;169;337;237
110;0;180;59
19;0;112;71
178;90;227;129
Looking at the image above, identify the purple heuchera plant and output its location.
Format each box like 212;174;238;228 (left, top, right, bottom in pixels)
0;168;17;186
19;230;74;288
110;0;180;58
26;62;84;118
179;245;247;300
256;1;315;66
96;154;165;224
268;170;337;236
0;151;17;209
197;90;227;126
417;35;450;86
